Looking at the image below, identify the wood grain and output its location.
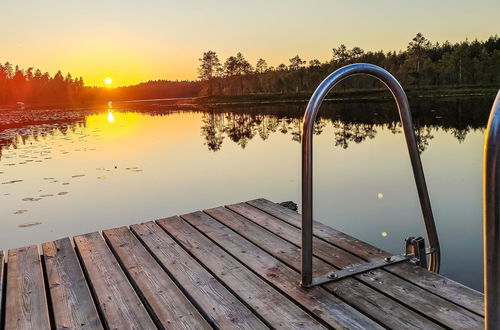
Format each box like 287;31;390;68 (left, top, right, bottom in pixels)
103;226;211;330
177;211;383;330
74;232;155;329
209;206;443;329
246;198;485;316
246;198;387;260
42;237;103;330
230;201;484;329
155;216;325;330
132;221;268;329
386;262;484;316
5;245;50;330
0;198;485;329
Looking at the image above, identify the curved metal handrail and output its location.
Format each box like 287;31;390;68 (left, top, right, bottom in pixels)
301;63;440;287
483;90;500;329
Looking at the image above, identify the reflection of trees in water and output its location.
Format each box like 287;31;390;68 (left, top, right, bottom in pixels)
0;96;492;157
314;120;327;135
290;119;301;143
256;116;277;140
225;113;256;149
331;121;377;149
200;113;224;151
451;127;470;143
415;125;434;153
200;110;486;153
202;113;305;149
387;121;402;134
0;107;95;159
199;112;420;152
279;119;289;134
0;122;84;159
198;97;491;152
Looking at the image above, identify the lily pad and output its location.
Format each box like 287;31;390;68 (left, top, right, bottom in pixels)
2;180;23;184
22;197;42;202
18;221;42;228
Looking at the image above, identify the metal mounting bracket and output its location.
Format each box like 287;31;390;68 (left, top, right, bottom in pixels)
405;236;428;268
305;237;431;287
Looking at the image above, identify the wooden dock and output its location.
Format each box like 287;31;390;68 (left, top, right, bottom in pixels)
0;198;484;329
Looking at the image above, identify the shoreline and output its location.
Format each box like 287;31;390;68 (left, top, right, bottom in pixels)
193;86;499;105
1;86;498;110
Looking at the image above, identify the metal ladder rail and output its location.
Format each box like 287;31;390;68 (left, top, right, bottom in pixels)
301;63;440;287
483;90;500;330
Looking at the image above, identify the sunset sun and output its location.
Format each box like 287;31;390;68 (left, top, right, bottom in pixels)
104;77;112;85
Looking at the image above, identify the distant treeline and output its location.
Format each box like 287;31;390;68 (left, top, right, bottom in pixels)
1;33;499;105
198;33;500;96
0;63;200;105
104;80;202;101
0;64;87;105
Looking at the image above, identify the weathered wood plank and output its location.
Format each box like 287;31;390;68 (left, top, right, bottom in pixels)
209;206;443;329
228;202;484;329
0;198;485;329
360;269;483;329
131;221;268;330
246;198;386;260
386;262;484;316
154;216;325;330
74;232;155;329
5;245;50;330
102;226;211;330
42;237;103;330
227;203;364;269
176;211;384;330
246;198;484;315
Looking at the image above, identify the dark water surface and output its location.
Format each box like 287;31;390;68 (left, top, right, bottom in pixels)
0;96;495;291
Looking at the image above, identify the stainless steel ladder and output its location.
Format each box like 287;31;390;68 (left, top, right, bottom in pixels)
300;63;440;287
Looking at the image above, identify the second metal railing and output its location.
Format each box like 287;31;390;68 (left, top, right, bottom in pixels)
483;90;500;330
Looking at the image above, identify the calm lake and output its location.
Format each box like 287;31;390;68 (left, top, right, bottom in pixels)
0;95;495;291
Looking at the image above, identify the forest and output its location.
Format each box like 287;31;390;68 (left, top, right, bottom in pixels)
0;64;200;106
198;33;500;96
1;33;499;105
0;64;86;105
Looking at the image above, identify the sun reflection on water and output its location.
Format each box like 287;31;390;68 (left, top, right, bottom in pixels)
107;111;115;123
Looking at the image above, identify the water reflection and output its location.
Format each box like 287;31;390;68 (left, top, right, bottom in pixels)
107;111;115;123
198;97;490;153
0;97;491;159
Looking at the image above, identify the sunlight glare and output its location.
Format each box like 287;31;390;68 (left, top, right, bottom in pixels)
104;77;112;85
107;111;115;123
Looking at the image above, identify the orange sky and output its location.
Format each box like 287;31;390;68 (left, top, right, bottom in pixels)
0;0;499;87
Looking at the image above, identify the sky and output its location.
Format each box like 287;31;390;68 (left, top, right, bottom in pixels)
0;0;499;87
